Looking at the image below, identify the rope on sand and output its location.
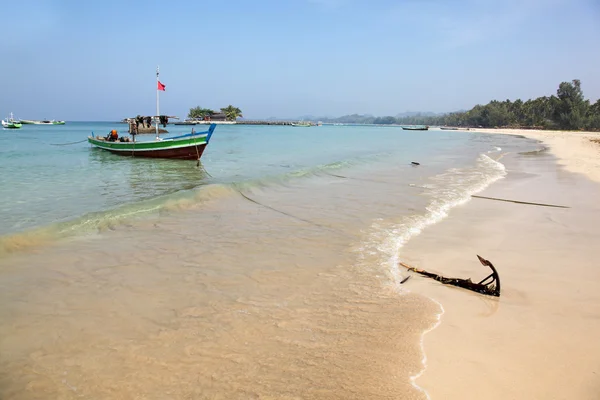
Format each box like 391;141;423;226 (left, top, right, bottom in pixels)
318;169;431;191
319;170;393;184
471;195;570;209
49;139;88;146
236;190;354;238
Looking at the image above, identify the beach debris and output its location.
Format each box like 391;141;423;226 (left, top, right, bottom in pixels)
399;255;501;297
411;161;420;166
400;276;411;284
471;195;569;209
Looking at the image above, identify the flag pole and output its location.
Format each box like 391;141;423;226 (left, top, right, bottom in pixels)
156;66;160;139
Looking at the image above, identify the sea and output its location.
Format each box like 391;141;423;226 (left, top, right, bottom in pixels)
0;122;539;399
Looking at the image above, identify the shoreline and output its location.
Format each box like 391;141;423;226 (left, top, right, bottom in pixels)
405;128;600;399
473;128;600;183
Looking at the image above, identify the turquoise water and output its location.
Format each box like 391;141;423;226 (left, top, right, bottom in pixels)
0;122;528;238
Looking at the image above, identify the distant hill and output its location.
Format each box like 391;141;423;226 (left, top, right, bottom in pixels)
299;112;443;124
395;111;438;118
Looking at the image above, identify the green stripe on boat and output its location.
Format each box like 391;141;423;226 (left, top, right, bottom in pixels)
88;134;208;151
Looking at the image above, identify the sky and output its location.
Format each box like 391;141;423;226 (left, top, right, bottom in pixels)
1;0;599;120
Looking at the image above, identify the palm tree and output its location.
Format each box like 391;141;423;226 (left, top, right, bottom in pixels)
220;105;243;121
188;107;215;120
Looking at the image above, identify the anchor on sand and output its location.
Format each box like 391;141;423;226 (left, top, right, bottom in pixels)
399;255;501;297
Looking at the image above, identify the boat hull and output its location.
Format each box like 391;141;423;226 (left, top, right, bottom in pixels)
1;122;22;129
89;140;208;160
20;120;65;125
87;124;216;161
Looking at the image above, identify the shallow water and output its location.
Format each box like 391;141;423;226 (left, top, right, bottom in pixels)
0;124;539;398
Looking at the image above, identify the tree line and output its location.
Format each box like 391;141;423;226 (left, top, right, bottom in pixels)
188;105;242;121
323;80;600;130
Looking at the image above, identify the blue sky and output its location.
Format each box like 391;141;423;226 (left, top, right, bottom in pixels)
1;0;599;120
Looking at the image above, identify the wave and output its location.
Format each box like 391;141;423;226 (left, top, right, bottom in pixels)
519;146;548;156
0;153;395;258
356;153;507;290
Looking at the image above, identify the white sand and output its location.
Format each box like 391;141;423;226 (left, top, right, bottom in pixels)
404;129;600;399
476;128;600;183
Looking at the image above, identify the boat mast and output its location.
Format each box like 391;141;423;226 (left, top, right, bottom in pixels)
156;66;160;139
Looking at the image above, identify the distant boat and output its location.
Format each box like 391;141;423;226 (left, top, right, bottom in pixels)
440;127;469;131
402;126;429;131
20;119;65;125
2;112;22;129
291;121;312;127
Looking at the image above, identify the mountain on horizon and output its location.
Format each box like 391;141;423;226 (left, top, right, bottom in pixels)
395;111;438;118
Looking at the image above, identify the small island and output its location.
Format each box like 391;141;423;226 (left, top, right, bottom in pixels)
174;105;243;125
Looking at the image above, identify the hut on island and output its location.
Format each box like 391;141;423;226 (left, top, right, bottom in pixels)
204;112;228;122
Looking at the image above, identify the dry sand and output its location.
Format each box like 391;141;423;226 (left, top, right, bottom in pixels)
403;128;600;399
477;128;600;183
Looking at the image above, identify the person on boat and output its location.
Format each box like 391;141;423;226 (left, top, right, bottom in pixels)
106;129;118;141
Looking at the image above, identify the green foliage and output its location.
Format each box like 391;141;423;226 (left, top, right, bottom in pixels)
188;107;215;119
334;114;376;124
553;79;588;130
220;105;243;121
394;79;598;130
319;80;600;131
373;116;397;124
586;100;600;130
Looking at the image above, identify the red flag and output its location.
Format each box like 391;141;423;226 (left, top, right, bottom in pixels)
157;81;166;91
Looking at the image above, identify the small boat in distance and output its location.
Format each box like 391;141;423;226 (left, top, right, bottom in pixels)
2;113;22;129
291;121;312;127
440;126;470;131
402;125;429;131
88;67;217;162
20;119;66;125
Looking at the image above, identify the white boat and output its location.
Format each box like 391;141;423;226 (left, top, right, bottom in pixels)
20;119;65;125
1;112;22;129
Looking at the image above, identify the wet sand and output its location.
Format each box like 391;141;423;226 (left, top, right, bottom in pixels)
404;130;600;399
0;168;445;399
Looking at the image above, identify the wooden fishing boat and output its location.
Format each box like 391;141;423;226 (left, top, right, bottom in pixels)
87;124;216;160
2;113;22;129
88;67;217;161
402;126;429;131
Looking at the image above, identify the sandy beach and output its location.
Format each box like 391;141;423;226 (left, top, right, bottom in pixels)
477;128;600;183
406;128;600;399
1;126;598;398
